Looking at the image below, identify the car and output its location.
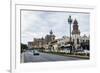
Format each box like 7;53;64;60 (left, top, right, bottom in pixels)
33;50;40;55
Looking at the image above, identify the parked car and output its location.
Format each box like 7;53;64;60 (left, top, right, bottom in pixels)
33;50;40;55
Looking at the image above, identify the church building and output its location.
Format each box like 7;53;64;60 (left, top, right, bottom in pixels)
72;19;81;49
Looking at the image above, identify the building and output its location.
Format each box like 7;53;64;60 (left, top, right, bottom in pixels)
33;37;45;48
72;19;81;50
45;30;55;44
27;18;89;52
32;30;55;51
48;36;70;52
28;42;33;49
80;34;90;50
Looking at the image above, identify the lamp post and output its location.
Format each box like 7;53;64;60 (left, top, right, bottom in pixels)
68;15;72;54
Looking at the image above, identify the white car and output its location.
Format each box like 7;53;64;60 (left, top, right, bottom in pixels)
84;50;89;54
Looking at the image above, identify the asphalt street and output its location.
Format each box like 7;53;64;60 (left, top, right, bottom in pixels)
21;50;84;63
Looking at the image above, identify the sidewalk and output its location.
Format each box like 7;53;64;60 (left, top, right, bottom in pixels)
65;54;89;59
20;52;24;63
43;52;89;59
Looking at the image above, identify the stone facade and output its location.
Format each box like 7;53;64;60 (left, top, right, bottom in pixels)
32;30;55;50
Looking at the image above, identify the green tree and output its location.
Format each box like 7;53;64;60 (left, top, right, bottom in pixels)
21;43;28;53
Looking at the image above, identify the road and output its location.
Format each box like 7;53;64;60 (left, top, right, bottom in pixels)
21;50;84;63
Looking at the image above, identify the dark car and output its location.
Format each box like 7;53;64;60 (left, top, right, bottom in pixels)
33;50;40;55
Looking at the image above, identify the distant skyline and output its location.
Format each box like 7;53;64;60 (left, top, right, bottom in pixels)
21;10;90;44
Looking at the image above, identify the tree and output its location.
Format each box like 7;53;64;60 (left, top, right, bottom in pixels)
21;43;28;53
80;40;90;50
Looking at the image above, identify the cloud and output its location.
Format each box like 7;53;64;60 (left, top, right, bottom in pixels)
21;10;90;44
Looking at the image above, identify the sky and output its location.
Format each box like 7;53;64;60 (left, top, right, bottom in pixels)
21;10;90;44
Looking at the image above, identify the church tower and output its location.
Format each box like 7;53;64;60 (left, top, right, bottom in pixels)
72;19;80;49
49;30;55;41
50;30;53;35
72;19;80;35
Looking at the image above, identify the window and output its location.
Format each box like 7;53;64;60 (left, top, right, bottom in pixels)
77;38;79;44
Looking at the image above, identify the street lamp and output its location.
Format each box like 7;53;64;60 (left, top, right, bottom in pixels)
68;15;72;53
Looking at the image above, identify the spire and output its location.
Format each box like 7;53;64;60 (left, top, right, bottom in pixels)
73;19;78;30
72;19;80;35
50;30;53;35
73;19;78;25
